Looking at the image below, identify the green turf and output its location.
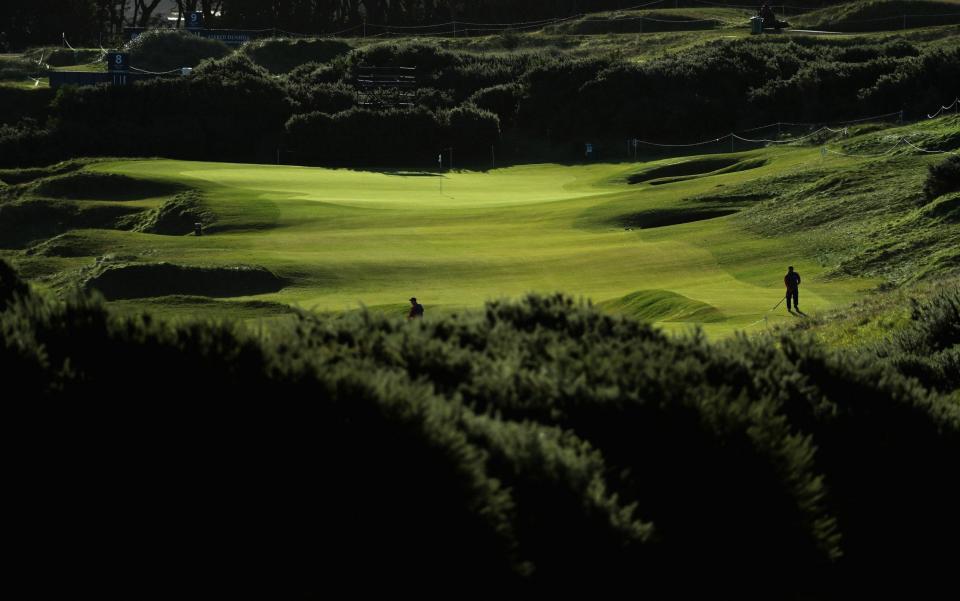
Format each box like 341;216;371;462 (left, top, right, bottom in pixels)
5;140;891;337
10;114;955;337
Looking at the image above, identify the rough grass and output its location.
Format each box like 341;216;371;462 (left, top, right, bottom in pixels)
25;231;114;258
0;198;141;249
21;47;102;67
126;191;215;235
628;158;742;184
0;158;98;186
31;172;185;201
796;0;960;32
0;54;44;80
549;8;750;35
703;116;960;284
627;158;766;185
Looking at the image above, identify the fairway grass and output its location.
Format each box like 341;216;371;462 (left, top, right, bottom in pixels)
20;147;879;337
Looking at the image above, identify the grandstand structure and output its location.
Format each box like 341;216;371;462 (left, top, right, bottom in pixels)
355;66;417;108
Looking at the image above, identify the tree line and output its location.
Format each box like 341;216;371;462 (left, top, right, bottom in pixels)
2;1;857;50
1;33;957;168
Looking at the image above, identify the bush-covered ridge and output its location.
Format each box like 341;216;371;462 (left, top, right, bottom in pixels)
3;30;959;167
2;259;957;596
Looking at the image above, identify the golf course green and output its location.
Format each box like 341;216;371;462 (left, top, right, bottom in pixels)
19;143;871;337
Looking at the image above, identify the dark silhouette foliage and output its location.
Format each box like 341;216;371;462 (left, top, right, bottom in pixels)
4;35;958;167
47;55;291;163
2;260;957;597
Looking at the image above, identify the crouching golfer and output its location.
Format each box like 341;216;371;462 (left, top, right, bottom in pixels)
784;266;801;312
408;297;424;320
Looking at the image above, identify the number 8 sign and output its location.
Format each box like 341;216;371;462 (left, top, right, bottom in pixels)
107;53;128;71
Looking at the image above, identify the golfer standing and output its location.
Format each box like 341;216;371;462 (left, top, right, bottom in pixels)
784;266;801;312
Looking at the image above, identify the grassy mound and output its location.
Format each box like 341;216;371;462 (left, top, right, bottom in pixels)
598;289;724;322
128;191;214;235
22;47;102;67
627;158;761;185
0;54;43;79
125;29;231;72
31;172;185;201
0;159;95;186
920;190;960;221
242;38;353;74
797;0;960;32
617;207;739;229
81;261;286;299
0;198;140;248
25;231;110;257
555;10;724;35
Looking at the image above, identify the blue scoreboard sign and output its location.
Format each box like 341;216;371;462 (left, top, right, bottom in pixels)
106;52;129;86
187;11;204;29
107;52;128;71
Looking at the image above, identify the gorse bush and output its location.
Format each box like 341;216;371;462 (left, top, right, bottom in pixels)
48;55;290;163
125;29;231;72
242;37;352;74
2;260;958;596
284;104;499;165
443;104;501;157
0;87;54;127
285;80;357;114
878;287;960;391
0;121;62;166
924;154;960;200
468;83;524;127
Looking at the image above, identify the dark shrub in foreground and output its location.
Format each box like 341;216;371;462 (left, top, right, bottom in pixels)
2;260;958;596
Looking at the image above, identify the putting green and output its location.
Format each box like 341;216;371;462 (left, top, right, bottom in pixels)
71;148;872;337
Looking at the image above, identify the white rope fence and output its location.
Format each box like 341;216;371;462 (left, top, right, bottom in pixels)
927;97;960;119
129;65;185;75
630;104;956;155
